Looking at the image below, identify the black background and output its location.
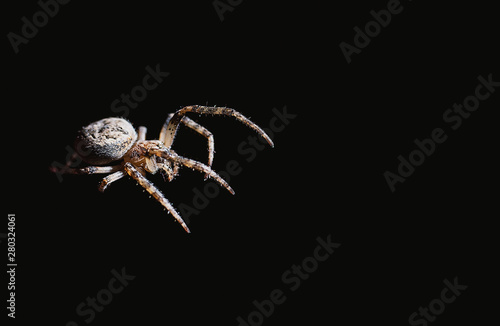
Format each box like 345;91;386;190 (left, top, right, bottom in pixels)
3;0;498;325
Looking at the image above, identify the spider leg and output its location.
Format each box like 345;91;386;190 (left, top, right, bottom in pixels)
160;113;215;180
159;113;175;143
157;159;174;182
153;149;235;195
162;105;274;151
51;164;122;175
98;170;125;192
123;162;190;233
138;126;147;141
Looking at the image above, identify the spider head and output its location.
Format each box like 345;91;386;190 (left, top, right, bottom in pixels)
124;140;175;178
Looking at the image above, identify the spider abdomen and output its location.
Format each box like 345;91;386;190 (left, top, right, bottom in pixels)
76;117;137;165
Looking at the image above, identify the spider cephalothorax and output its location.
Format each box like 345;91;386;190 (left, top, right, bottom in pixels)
52;105;274;233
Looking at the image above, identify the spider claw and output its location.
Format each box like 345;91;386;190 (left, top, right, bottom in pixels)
180;221;191;233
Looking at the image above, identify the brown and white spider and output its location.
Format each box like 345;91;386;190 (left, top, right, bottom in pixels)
52;105;274;233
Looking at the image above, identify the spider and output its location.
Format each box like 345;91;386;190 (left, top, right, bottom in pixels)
51;105;274;233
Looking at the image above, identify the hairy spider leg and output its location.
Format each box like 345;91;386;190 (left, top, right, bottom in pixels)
156;158;176;182
51;164;122;175
159;113;215;180
153;149;235;195
123;162;191;233
49;151;117;176
98;170;126;192
162;105;274;152
138;126;147;141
